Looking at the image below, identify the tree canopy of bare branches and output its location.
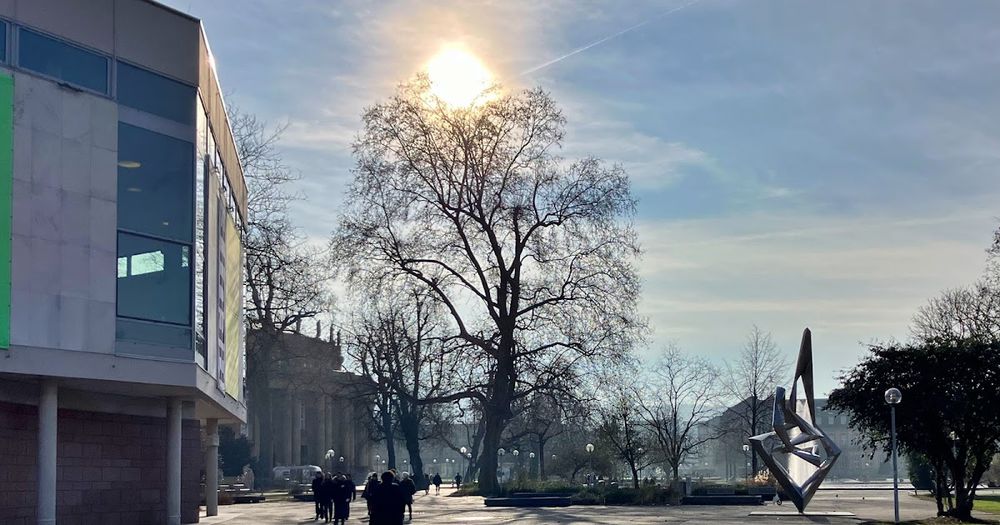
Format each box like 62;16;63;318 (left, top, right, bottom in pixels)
638;345;723;482
911;282;1000;344
233;108;332;474
347;286;472;483
722;325;788;475
333;77;642;493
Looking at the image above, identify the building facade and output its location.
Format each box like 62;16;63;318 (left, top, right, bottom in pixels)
246;328;373;482
0;1;247;523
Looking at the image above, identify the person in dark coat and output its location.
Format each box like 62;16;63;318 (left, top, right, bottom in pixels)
399;472;417;521
362;472;379;517
332;473;351;525
369;471;406;525
432;473;442;495
311;471;325;521
345;474;357;503
319;472;336;523
454;473;462;489
423;473;430;495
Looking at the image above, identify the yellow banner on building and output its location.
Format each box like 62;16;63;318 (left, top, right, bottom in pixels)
224;214;241;400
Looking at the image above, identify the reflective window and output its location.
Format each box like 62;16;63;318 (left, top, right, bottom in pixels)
0;23;7;63
117;232;191;325
116;318;192;352
117;61;195;124
117;123;194;242
18;28;108;94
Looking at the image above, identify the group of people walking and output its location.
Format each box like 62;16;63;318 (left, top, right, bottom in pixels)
357;470;447;524
311;472;356;524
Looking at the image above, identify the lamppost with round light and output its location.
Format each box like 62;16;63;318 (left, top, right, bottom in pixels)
497;448;506;487
637;447;644;482
885;387;902;524
586;443;595;486
742;444;750;482
325;449;336;473
375;454;381;472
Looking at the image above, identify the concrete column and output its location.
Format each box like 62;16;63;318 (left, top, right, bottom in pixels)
167;398;182;525
291;395;302;465
37;379;57;525
281;393;292;466
205;419;219;517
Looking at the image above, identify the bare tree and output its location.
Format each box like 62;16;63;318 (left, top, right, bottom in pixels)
596;386;651;488
333;77;641;493
722;325;788;475
347;287;473;485
638;346;723;483
911;283;1000;344
233;108;331;474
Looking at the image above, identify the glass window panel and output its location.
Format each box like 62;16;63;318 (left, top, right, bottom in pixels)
0;23;7;63
117;61;195;124
130;250;164;276
117;256;128;278
116;317;192;351
18;28;108;93
117;123;194;242
117;232;191;325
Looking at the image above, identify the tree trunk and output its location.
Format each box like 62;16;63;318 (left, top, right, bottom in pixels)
630;462;640;489
749;397;759;475
380;400;396;470
478;409;505;494
400;410;425;488
477;351;515;495
537;438;546;481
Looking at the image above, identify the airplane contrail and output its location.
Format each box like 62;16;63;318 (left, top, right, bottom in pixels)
520;0;704;77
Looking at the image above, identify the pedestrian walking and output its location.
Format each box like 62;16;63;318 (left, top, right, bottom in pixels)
362;472;378;517
332;473;351;525
423;474;430;495
369;471;406;525
319;472;336;523
454;473;462;489
312;471;325;521
432;473;442;495
399;472;416;521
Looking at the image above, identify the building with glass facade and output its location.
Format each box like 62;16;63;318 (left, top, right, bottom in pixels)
0;1;247;523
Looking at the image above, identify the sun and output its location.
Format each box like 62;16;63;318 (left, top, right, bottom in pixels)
425;46;494;108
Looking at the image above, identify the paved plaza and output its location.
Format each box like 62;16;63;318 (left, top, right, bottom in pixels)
197;488;996;524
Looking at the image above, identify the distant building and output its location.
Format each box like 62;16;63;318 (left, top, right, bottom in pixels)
699;398;896;481
0;1;247;523
246;328;373;481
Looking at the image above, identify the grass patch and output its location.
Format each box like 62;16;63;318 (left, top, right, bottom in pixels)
975;496;1000;515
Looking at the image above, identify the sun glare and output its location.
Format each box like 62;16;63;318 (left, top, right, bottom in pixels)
426;46;494;108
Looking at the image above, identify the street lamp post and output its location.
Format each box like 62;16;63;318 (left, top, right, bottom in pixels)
529;452;536;480
586;443;595;486
742;444;750;482
460;447;468;477
637;448;644;483
885;387;902;525
497;448;506;488
375;454;381;472
325;449;335;473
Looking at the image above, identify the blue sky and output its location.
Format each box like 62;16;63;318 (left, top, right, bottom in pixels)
164;0;1000;394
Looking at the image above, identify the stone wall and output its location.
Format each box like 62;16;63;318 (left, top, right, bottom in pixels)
0;401;201;524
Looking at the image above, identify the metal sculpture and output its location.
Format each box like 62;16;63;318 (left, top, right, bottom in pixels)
748;328;841;513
